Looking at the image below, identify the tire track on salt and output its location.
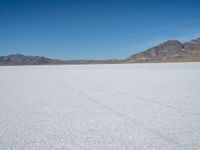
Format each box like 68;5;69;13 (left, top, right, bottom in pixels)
48;75;181;148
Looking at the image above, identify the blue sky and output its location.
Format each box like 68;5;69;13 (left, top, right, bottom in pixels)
0;0;200;60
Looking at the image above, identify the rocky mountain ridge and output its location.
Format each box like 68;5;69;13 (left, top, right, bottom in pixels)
127;38;200;62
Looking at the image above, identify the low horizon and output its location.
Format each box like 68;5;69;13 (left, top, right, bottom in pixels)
1;36;200;61
0;0;200;60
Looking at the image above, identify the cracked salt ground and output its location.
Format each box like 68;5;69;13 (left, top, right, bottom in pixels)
0;62;200;149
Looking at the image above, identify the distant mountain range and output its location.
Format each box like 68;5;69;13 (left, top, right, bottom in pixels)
0;54;123;65
1;37;200;65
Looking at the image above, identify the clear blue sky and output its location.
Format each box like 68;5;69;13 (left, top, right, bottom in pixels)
0;0;200;60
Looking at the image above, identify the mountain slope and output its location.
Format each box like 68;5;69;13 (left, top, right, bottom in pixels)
127;38;200;62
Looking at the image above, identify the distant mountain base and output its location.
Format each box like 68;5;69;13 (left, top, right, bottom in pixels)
126;55;200;63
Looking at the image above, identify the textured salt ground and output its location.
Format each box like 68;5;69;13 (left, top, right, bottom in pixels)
0;63;200;150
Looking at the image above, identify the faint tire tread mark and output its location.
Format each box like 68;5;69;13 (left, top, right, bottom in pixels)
49;76;181;147
72;78;200;118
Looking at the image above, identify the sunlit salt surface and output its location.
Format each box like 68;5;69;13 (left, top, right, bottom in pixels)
0;62;200;150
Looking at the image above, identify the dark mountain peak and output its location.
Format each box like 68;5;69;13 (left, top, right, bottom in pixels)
196;37;200;40
187;38;200;44
159;40;182;46
195;37;200;41
182;38;200;55
147;39;183;53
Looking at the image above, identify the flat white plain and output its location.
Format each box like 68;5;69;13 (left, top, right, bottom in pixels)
0;62;200;150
